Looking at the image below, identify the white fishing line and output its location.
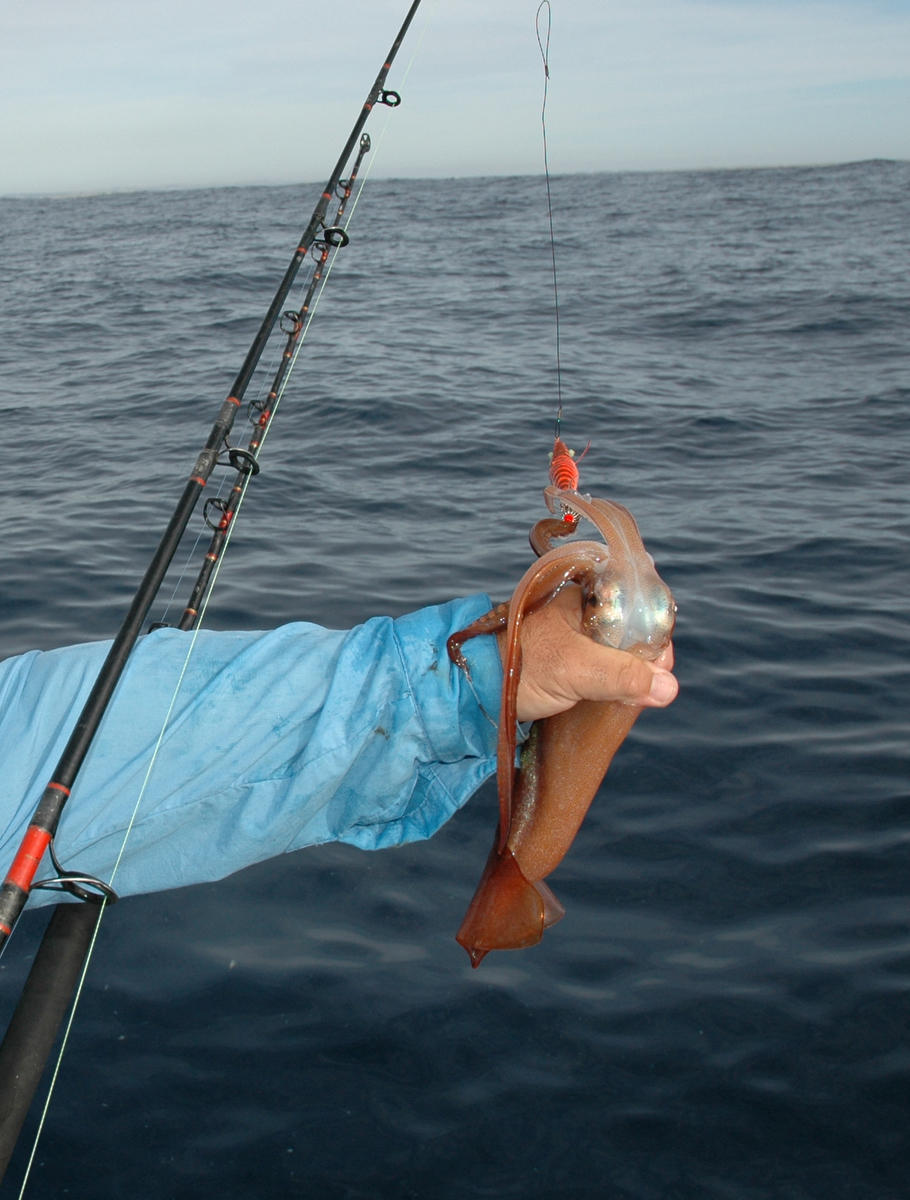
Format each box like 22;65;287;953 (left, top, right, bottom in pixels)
15;462;254;1200
15;903;103;1200
107;0;441;891
13;7;440;1194
155;298;300;627
234;0;439;444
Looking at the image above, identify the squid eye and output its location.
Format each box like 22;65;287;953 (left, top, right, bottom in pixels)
547;452;554;460
568;450;576;457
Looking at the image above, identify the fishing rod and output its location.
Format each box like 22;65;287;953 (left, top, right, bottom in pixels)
172;131;372;633
0;0;423;1180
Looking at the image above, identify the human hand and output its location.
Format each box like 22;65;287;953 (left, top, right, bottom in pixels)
498;584;678;725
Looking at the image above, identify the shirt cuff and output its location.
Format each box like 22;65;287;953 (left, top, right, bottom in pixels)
337;593;503;851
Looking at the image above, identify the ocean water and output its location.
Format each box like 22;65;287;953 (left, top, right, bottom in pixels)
0;161;908;1198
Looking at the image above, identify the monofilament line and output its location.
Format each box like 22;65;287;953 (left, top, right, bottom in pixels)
12;250;328;1200
12;14;443;1191
536;0;564;440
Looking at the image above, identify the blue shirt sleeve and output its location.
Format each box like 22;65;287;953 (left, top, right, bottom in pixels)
0;595;502;905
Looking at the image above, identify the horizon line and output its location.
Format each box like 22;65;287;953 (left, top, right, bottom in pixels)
1;158;906;203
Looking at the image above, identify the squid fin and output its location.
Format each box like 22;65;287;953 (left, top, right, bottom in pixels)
456;830;565;968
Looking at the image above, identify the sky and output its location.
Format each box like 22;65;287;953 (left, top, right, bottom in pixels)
1;0;909;194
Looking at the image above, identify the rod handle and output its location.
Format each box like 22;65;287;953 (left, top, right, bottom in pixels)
0;903;102;1183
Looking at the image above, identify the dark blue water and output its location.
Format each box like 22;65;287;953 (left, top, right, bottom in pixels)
0;162;908;1198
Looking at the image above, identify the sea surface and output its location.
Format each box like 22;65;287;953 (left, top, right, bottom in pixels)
0;161;908;1199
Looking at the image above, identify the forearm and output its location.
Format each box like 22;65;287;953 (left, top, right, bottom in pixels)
0;596;502;904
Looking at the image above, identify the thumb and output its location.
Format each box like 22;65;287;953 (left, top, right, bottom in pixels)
566;635;678;708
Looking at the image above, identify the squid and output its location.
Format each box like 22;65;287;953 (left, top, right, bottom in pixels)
448;441;676;967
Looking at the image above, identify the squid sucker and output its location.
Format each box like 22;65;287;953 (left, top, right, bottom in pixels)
448;458;675;967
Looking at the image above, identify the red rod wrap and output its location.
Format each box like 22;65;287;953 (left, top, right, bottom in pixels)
4;828;52;893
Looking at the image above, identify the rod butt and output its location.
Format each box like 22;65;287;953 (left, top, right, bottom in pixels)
0;903;100;1183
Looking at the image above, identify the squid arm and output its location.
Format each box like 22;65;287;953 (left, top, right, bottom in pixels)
448;489;675;968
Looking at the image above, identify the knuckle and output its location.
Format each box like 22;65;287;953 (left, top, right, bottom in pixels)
614;654;646;697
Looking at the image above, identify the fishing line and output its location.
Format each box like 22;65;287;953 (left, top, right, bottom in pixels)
18;285;318;1186
212;0;438;482
336;0;438;232
15;452;260;1197
15;903;101;1199
244;0;437;385
11;12;439;1191
14;466;254;1200
154;266;314;629
135;0;435;632
536;0;564;440
114;0;440;937
154;515;213;627
149;8;431;633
